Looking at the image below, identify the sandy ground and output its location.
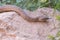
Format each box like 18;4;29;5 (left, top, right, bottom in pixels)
0;8;60;40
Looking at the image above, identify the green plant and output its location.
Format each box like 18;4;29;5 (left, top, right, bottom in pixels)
0;0;60;11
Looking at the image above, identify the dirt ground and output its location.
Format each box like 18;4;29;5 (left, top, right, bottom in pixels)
0;8;60;40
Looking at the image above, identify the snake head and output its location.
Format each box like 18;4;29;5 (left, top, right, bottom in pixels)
38;16;50;22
